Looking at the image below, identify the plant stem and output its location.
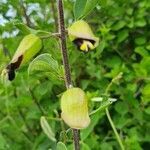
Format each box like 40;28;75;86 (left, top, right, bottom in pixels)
105;73;125;150
57;0;80;149
40;32;61;39
20;0;33;27
57;0;72;88
73;129;80;150
51;0;58;31
18;107;33;134
105;108;125;150
29;88;46;115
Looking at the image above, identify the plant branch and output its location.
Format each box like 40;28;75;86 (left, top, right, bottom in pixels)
3;47;11;59
20;0;33;27
8;116;33;143
40;32;61;39
29;88;46;115
17;107;33;134
105;108;125;150
12;85;34;137
104;72;125;150
51;0;58;31
57;0;80;149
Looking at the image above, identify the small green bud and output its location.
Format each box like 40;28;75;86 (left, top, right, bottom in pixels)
61;88;90;129
68;20;99;52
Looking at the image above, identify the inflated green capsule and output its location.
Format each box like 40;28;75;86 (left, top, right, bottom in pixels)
4;34;42;81
61;88;90;129
68;20;99;52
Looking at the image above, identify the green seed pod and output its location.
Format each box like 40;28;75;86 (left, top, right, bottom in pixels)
5;34;42;81
68;20;99;52
61;88;90;129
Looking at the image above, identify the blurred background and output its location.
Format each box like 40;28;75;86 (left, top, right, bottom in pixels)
0;0;150;149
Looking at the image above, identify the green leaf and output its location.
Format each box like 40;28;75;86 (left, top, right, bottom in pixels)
112;21;126;31
74;0;99;19
91;97;103;102
100;142;113;150
81;111;103;140
90;97;117;115
28;53;64;81
74;0;87;19
117;29;128;43
145;107;150;115
146;45;150;50
56;142;67;150
40;116;56;142
81;142;90;150
142;84;150;99
82;0;99;18
93;40;106;58
98;0;107;7
115;116;132;129
135;37;146;45
0;134;7;149
135;18;146;27
28;53;58;73
115;101;128;115
134;46;149;57
13;21;34;34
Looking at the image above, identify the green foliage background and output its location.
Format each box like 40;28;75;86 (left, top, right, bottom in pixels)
0;0;150;149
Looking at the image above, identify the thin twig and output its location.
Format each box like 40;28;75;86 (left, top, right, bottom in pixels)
20;0;33;27
29;88;46;115
40;32;61;39
12;85;38;137
51;0;58;31
57;0;80;149
17;108;33;133
3;47;11;59
13;86;34;136
8;116;33;143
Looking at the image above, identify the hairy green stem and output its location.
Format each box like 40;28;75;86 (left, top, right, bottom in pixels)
57;0;80;149
105;108;125;150
105;73;125;150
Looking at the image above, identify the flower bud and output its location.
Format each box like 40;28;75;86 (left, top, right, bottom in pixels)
61;88;90;129
68;20;99;52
